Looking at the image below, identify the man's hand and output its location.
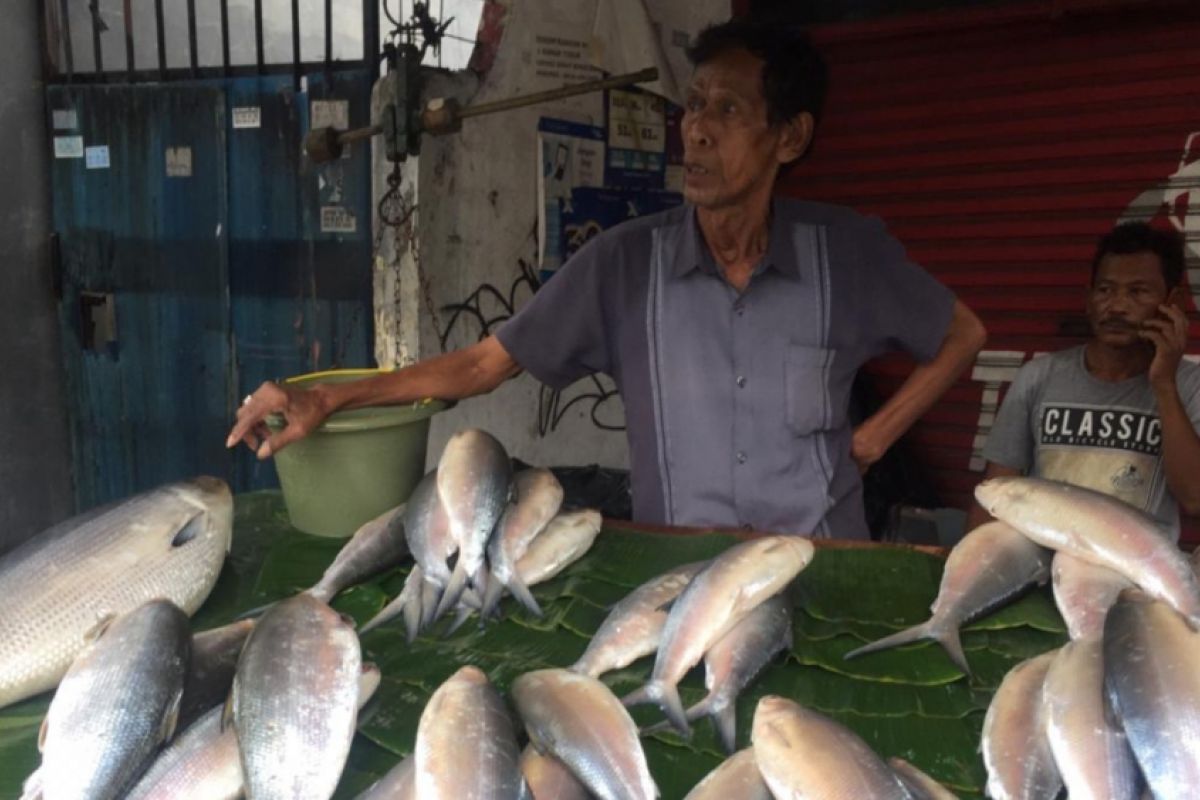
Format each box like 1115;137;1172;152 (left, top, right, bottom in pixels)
226;381;331;460
1140;303;1189;391
851;424;887;475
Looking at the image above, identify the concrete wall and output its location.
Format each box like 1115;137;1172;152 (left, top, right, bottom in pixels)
373;0;727;470
0;3;73;552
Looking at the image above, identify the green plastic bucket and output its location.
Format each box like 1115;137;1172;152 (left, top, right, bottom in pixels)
268;369;448;538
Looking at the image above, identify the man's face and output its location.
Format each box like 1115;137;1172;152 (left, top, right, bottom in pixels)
1087;251;1171;347
681;48;811;210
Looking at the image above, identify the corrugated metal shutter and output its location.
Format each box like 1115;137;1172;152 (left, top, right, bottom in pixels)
782;1;1200;541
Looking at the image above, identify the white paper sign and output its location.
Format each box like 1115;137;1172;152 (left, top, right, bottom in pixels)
311;100;349;131
165;147;193;178
85;145;110;170
320;206;357;234
54;136;84;159
232;106;262;129
52;109;78;130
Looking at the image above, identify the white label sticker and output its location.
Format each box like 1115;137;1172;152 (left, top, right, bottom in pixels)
232;106;262;129
85;145;110;170
320;206;357;234
165;147;193;178
54;136;84;159
311;99;349;131
52;109;78;130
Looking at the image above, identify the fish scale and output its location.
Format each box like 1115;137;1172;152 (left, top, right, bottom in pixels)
0;477;232;710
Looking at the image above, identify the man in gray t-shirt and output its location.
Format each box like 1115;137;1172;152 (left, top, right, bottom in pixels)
970;223;1200;540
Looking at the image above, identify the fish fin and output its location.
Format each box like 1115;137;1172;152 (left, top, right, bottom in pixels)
338;612;358;630
939;628;971;676
233;599;278;622
171;511;206;547
643;681;691;737
479;575;506;619
83;612;117;643
403;593;423;644
420;579;443;630
432;561;470;622
446;605;475;635
160;690;183;743
621;686;652;707
709;700;737;754
843;619;961;669
506;575;543;618
37;718;48;753
18;767;43;800
654;598;677;614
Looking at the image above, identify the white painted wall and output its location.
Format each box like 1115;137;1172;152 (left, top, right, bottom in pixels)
372;0;728;469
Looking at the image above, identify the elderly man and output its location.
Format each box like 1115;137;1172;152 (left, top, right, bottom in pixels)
228;19;986;539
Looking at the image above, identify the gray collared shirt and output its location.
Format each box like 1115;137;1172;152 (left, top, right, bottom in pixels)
498;199;954;538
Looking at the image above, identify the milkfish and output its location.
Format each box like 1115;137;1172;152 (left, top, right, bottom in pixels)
1050;552;1133;641
433;429;512;620
1104;590;1200;799
981;650;1062;800
518;745;590;800
233;593;362;800
571;561;708;679
682;748;772;800
39;599;191;800
415;665;524;800
126;663;381;800
179;619;255;730
975;476;1200;625
1042;640;1139;800
751;695;910;799
625;536;814;735
0;476;232;709
482;468;564;617
888;758;960;800
308;502;409;603
512;669;658;800
844;521;1050;675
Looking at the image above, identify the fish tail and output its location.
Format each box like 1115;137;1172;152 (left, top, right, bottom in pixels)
843;619;972;676
621;686;653;707
937;627;971;676
432;561;470;622
709;700;737;754
420;580;443;630
359;579;415;637
402;589;423;643
478;576;506;619
445;605;475;636
506;575;544;618
629;680;690;737
233;599;278;622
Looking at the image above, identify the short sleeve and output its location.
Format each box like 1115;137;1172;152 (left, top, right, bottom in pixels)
496;234;615;390
982;360;1041;472
1182;365;1200;430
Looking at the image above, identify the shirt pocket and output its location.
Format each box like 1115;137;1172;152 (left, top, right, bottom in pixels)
785;345;846;435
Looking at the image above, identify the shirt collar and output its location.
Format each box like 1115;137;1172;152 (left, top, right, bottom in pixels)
670;203;800;280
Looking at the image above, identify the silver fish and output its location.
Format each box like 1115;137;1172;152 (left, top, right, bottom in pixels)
975;476;1200;625
180;619;256;730
1050;552;1133;641
233;593;362;800
572;561;708;679
360;565;427;640
355;755;414;800
683;748;771;800
512;669;657;800
1104;590;1200;799
309;503;409;603
981;650;1061;800
415;665;523;799
433;429;512;619
1043;640;1139;800
40;599;191;800
127;664;381;800
751;695;909;799
888;758;959;800
519;746;590;800
482;468;564;617
0;476;232;709
845;521;1050;674
683;593;792;753
626;536;814;735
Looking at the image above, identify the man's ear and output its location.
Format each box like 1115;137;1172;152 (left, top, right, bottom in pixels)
778;111;815;165
1166;285;1189;309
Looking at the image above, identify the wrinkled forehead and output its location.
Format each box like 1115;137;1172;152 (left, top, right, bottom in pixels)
1093;251;1168;288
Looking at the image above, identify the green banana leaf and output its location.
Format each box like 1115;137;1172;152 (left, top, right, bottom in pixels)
0;492;1070;799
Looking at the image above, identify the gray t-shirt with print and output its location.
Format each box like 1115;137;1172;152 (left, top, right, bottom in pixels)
983;345;1200;540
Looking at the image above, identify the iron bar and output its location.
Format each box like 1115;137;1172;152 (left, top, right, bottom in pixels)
154;0;166;76
123;0;134;79
219;0;230;75
187;0;199;76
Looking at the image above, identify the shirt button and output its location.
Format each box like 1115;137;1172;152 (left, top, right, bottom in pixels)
736;375;746;388
733;302;745;316
736;451;747;464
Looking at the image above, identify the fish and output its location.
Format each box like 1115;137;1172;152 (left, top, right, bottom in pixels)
308;502;409;603
433;429;512;620
0;476;232;709
179;619;256;730
888;758;960;800
482;468;564;617
39;599;191;800
974;476;1200;625
572;561;707;679
414;665;524;800
1050;552;1133;641
624;536;814;735
359;566;426;639
355;755;414;800
1104;590;1200;799
233;593;362;800
519;746;590;800
844;521;1051;674
678;593;792;753
1043;640;1139;800
512;669;658;800
682;748;772;800
751;695;909;799
126;663;380;800
980;650;1062;800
